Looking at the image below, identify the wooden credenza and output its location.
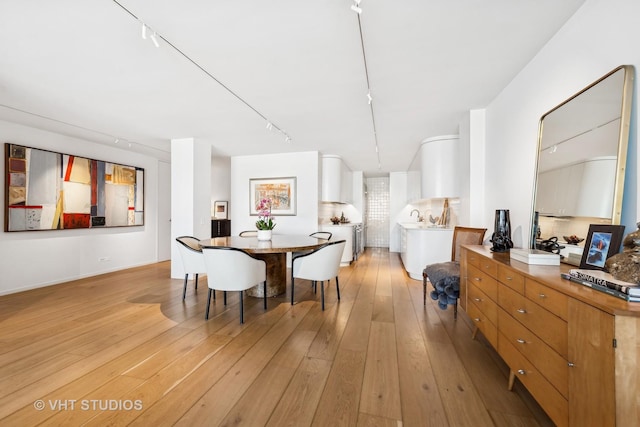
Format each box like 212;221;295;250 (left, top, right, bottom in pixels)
460;245;640;427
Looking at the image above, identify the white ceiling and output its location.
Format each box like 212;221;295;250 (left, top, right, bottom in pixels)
0;0;585;175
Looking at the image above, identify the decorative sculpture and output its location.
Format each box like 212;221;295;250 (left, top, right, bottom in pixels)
605;222;640;283
490;209;513;252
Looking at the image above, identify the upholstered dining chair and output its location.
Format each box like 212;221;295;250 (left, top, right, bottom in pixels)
175;236;207;300
239;230;258;237
423;226;487;318
291;240;346;310
309;231;332;240
202;246;267;324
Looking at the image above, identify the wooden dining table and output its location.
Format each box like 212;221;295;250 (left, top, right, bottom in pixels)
199;234;329;297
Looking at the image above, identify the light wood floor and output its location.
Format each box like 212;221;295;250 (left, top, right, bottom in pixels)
0;248;554;426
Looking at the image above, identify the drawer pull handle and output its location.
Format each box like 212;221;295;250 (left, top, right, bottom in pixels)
516;338;526;344
568;362;575;368
473;298;481;302
517;369;526;375
516;308;527;314
538;293;546;299
506;277;513;281
473;318;481;322
474;278;481;281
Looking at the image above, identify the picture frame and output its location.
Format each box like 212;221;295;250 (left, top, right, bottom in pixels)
249;177;297;216
5;143;144;231
213;200;228;219
579;224;625;270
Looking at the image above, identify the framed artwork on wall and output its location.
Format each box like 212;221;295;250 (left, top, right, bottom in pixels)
579;224;625;270
213;200;228;219
4;143;144;231
249;176;296;216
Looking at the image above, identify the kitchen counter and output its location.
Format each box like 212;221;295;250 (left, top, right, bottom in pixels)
399;222;453;280
320;223;361;265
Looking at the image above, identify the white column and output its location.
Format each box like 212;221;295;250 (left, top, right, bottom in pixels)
170;137;211;279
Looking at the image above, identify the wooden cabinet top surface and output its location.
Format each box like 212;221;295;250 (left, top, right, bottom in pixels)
463;245;640;317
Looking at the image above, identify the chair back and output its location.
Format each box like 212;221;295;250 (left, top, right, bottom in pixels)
176;236;206;273
239;230;258;237
202;247;266;291
451;227;487;262
293;240;346;282
310;231;332;240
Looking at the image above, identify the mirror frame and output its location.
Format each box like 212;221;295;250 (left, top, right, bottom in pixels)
530;65;635;249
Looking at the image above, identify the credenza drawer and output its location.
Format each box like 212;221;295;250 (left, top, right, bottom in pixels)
498;308;568;398
467;265;498;302
525;278;568;321
477;256;498;278
498;333;569;427
498;264;525;294
468;283;498;326
466;250;482;268
467;300;498;348
498;285;568;358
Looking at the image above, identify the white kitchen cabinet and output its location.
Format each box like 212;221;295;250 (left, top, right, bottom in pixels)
321;155;352;203
420;135;460;199
399;224;453;280
320;224;354;266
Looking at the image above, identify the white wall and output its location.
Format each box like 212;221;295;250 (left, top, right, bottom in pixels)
230;151;320;235
0;120;160;295
483;0;639;248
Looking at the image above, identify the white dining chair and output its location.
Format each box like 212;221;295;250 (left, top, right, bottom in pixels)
175;236;207;300
291;240;346;310
239;230;258;237
202;246;267;324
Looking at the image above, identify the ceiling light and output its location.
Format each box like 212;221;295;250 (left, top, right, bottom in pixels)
266;121;273;130
367;91;372;104
150;32;159;48
141;23;147;40
114;138;119;144
354;0;362;4
351;4;362;14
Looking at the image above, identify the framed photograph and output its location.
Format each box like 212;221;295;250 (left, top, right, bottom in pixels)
213;200;228;219
249;177;297;216
579;224;625;270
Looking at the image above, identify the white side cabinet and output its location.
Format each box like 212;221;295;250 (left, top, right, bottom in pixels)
320;224;354;266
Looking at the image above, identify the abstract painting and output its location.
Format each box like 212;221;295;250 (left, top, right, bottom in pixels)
4;143;144;231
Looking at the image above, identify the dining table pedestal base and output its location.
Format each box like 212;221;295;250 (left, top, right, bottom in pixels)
246;253;286;297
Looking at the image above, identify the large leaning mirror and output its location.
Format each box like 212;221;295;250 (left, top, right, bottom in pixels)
531;65;634;254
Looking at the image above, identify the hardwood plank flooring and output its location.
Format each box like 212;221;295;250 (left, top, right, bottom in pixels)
0;248;553;426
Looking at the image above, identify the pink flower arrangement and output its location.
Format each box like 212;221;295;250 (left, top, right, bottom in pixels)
255;198;276;230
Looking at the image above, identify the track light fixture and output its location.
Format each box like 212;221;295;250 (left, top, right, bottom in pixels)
150;32;160;48
351;4;362;14
367;91;372;104
141;23;147;39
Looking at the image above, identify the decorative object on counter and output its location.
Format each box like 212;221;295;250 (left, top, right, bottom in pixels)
330;216;341;225
255;198;275;241
490;209;513;252
510;248;560;265
213;200;228;219
339;212;349;223
563;235;584;245
437;198;450;227
428;214;439;226
604;222;639;281
536;236;565;254
579;223;625;270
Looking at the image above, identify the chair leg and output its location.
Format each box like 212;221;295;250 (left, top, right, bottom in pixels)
195;273;199;291
335;276;340;301
205;288;212;320
183;274;189;300
239;291;244;324
320;280;325;311
423;271;427;305
291;274;295;306
263;281;267;310
454;298;458;319
223;291;227;305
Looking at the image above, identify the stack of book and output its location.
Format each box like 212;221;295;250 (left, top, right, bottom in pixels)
561;268;640;302
510;248;560;265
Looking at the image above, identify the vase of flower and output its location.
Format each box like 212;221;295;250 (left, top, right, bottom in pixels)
257;229;272;241
255;198;276;241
